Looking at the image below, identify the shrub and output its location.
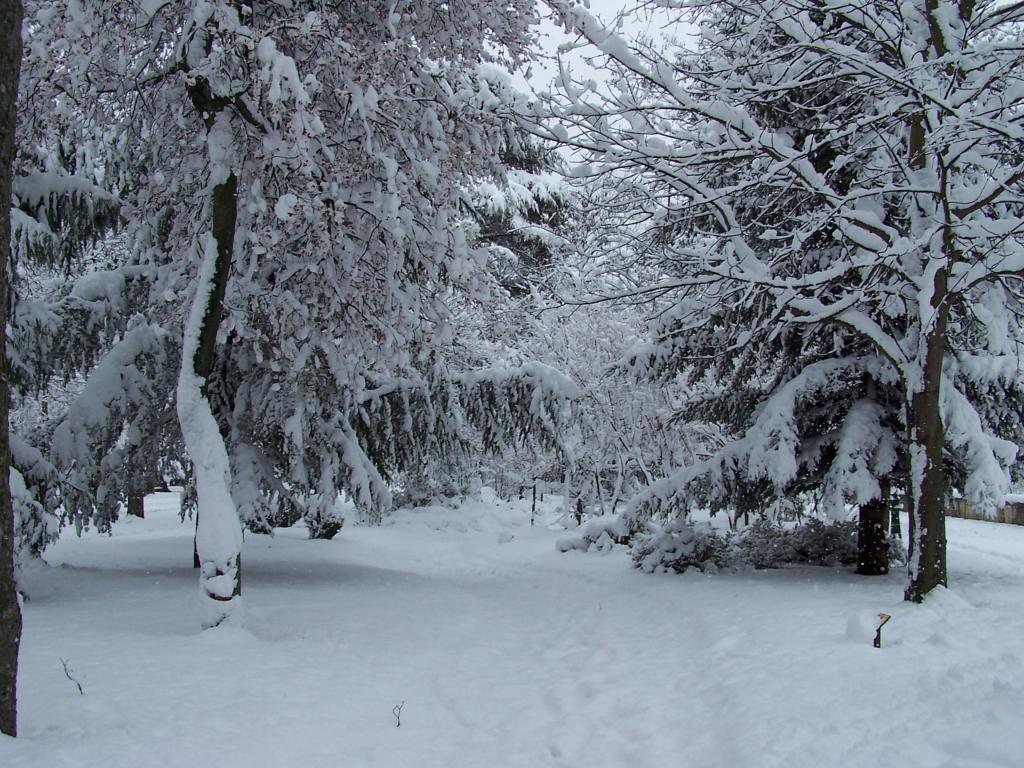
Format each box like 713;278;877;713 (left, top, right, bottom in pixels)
556;515;639;553
630;517;898;573
788;519;858;567
631;520;731;574
304;509;344;540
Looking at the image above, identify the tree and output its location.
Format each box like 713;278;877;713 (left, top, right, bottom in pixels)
539;0;1024;601
1;0;24;737
464;126;704;520
616;10;908;574
15;1;543;626
471;131;573;297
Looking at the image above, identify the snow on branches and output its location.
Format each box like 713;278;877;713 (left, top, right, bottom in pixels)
11;0;558;621
540;0;1024;599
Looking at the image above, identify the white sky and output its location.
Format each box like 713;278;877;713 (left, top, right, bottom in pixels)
513;1;696;94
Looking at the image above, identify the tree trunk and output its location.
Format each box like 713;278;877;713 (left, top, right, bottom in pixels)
856;496;888;575
175;12;245;627
905;289;949;602
193;509;200;569
902;7;955;601
892;478;905;541
0;0;23;738
127;493;145;519
176;127;242;625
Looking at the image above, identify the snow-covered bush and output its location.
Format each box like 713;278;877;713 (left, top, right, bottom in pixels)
629;517;899;574
786;520;858;568
556;515;637;553
304;508;344;541
733;519;799;570
9;466;58;566
631;520;730;574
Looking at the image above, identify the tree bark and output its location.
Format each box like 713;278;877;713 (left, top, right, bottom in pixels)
127;493;145;519
905;281;949;602
856;496;888;576
903;16;950;600
0;0;23;738
176;168;242;628
194;174;236;387
177;18;244;626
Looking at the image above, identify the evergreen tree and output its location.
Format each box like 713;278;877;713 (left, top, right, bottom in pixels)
17;0;543;627
541;0;1024;600
472;131;572;297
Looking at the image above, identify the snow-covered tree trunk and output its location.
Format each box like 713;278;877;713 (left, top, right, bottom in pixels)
0;0;23;737
177;230;241;626
176;109;242;627
902;12;951;598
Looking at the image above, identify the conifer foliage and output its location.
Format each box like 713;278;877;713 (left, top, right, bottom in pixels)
542;0;1024;601
14;0;544;626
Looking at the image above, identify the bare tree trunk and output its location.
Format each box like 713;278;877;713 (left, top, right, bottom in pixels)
905;293;949;602
892;476;905;541
594;470;606;516
856;496;888;576
0;0;23;737
127;493;145;519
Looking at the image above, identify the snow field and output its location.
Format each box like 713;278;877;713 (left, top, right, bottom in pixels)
2;490;1023;767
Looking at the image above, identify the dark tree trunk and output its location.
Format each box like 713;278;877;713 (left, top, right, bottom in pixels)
193;173;236;395
127;493;145;519
905;271;949;602
856;496;888;575
902;22;951;600
892;482;904;541
183;43;242;609
191;171;240;603
0;0;23;738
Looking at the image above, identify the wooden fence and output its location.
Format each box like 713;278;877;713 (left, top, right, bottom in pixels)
947;498;1024;526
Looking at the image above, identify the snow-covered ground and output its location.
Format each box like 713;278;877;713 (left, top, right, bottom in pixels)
2;490;1023;768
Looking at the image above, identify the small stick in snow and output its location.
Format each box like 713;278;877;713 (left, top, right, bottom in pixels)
60;657;84;695
873;613;892;648
393;700;405;728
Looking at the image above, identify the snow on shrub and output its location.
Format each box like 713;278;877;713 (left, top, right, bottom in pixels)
556;515;638;553
626;517;901;574
631;520;730;574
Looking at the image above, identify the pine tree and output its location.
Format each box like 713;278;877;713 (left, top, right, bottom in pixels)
471;131;571;297
541;0;1024;600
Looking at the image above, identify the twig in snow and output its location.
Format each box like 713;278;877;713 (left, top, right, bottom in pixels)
60;657;84;695
393;700;405;728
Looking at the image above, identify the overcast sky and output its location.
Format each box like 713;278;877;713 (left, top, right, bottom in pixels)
514;1;695;94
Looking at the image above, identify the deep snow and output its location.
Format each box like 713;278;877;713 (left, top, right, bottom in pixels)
2;490;1023;768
